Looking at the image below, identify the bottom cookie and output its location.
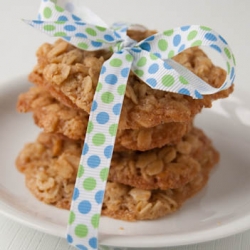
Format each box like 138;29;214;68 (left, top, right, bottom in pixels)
16;129;219;221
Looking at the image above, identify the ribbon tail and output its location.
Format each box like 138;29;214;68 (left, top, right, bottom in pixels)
66;50;133;249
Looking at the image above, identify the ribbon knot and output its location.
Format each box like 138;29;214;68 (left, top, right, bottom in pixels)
24;1;236;249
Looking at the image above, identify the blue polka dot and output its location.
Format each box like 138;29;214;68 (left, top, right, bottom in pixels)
95;190;104;204
121;27;127;33
163;62;172;70
89;237;97;249
87;155;101;168
101;66;106;74
67;234;73;244
105;74;118;85
140;42;151;52
205;33;217;41
195;90;203;99
114;31;121;38
91;100;98;112
178;88;190;95
76;245;88;250
64;25;76;31
73;188;79;200
146;78;157;88
96;112;109;124
72;14;81;21
210;44;221;53
121;67;129;77
78;200;91;214
75;22;85;26
145;35;155;41
63;37;71;41
181;25;190;31
33;20;44;24
57;15;68;21
131;48;141;53
65;2;74;12
154;52;161;58
230;67;235;80
91;41;102;47
148;63;159;74
173;34;181;47
82;143;89;155
104;145;113;158
113;103;122;115
75;33;87;38
104;34;115;42
178;44;186;53
219;35;228;45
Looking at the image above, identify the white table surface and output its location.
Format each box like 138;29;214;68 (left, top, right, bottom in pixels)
1;0;250;249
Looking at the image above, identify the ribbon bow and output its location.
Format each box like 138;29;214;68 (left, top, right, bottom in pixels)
24;1;235;249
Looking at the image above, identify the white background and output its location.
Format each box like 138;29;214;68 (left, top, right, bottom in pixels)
0;0;250;249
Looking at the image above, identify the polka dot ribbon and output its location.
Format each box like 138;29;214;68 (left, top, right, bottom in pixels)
23;1;236;249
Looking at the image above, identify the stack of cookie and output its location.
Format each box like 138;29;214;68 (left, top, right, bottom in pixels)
16;29;233;221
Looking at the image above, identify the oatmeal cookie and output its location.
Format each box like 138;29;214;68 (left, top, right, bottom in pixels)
109;127;216;190
29;29;233;129
16;128;219;209
17;86;192;151
15;130;218;220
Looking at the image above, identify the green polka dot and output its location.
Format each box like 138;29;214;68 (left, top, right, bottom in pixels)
86;28;97;37
134;69;144;77
109;124;118;136
162;75;175;87
68;211;75;225
75;224;88;238
54;31;67;37
117;84;126;95
158;39;168;51
168;50;175;58
78;42;89;50
83;177;96;191
43;7;52;19
100;168;109;181
150;53;158;60
87;121;94;134
200;26;211;31
44;25;56;31
179;76;189;85
191;40;202;47
110;58;123;67
137;57;147;67
92;133;105;146
54;21;66;25
101;92;114;104
187;30;198;41
224;47;231;59
96;82;102;92
232;54;236;66
163;29;174;36
55;5;64;12
126;54;133;62
91;214;100;228
96;39;106;43
77;165;84;178
227;62;230;74
96;26;107;32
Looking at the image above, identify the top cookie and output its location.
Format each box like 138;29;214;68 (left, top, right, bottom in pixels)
29;29;234;129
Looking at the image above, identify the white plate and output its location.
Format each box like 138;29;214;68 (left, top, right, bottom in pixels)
1;77;250;248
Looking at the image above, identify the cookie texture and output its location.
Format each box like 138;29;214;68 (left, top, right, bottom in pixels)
17;86;192;151
16;128;219;220
29;29;234;130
